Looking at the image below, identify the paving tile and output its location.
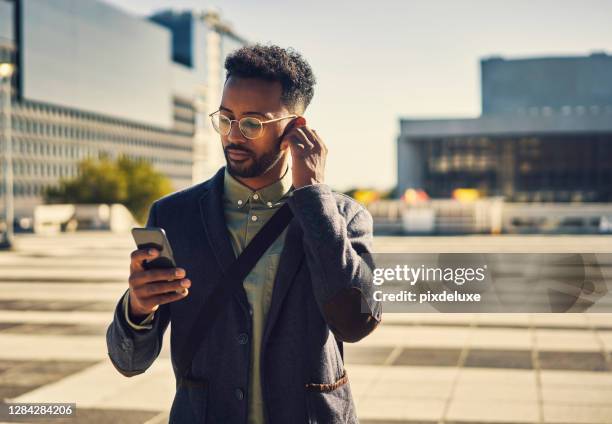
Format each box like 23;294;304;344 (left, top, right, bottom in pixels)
595;330;612;351
0;334;107;361
531;313;589;328
357;396;446;421
392;348;462;367
541;369;612;388
0;267;127;283
9;360;94;375
446;422;539;424
457;367;537;386
345;346;394;365
445;399;539;423
541;385;612;405
0;362;24;374
535;329;600;351
0;360;95;390
345;365;382;404
362;326;471;349
1;323;107;336
538;351;608;371
377;366;458;384
464;349;533;369
412;313;476;326
0;310;112;326
0;385;38;401
367;377;454;400
73;408;162;424
0;371;71;388
453;379;538;402
0;324;20;333
0;404;161;424
0;300;91;312
12;359;174;412
361;420;436;424
0;282;125;302
468;328;532;350
543;403;612;424
476;313;531;327
585;313;612;329
73;301;116;312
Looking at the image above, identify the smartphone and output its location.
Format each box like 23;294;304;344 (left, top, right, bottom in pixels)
131;227;176;269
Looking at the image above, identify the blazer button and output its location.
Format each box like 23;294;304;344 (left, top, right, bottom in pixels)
237;333;248;345
234;388;244;400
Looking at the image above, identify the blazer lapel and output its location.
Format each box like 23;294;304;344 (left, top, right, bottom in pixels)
198;167;236;273
262;219;304;347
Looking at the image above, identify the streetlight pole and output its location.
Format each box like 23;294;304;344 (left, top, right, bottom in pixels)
0;63;15;250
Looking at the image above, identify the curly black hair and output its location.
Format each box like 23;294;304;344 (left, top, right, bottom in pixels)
224;44;316;112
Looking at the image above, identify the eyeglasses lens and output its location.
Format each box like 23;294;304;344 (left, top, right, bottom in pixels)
239;118;263;139
211;114;263;139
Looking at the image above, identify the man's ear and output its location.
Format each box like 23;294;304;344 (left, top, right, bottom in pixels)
280;119;296;151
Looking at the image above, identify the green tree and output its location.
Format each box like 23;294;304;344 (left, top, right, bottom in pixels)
118;156;173;224
45;155;174;224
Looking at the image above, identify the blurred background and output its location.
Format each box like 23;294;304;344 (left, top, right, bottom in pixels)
0;0;611;423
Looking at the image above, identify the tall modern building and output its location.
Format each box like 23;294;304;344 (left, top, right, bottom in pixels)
0;0;246;219
397;52;612;202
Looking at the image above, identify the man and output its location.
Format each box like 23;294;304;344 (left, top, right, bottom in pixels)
106;44;381;423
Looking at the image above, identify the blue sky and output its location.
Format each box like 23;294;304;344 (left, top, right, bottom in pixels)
106;0;612;190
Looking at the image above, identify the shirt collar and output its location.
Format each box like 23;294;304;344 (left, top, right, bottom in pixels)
223;166;293;209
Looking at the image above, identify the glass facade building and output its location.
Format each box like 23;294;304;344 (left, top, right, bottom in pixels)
397;53;612;202
0;0;245;218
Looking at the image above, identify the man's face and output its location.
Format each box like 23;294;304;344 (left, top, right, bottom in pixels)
218;76;293;178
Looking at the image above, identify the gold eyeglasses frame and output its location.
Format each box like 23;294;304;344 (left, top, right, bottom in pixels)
209;109;297;140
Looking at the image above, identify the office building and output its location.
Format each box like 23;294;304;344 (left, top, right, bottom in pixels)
0;0;246;219
397;53;612;202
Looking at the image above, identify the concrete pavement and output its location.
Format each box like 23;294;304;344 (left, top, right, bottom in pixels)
0;232;611;423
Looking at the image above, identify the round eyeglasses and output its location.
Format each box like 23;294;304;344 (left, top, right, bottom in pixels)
209;110;297;140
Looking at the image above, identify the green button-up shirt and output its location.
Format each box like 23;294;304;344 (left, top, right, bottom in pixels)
222;167;293;424
124;166;293;424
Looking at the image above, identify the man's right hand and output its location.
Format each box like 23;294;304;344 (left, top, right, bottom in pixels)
128;248;191;320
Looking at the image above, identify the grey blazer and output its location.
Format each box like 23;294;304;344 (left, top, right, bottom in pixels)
106;167;382;423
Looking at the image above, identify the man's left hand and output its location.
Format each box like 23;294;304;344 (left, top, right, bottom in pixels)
281;117;327;189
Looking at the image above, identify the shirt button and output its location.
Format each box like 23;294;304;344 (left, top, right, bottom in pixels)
237;199;243;206
235;388;244;400
251;215;258;222
252;193;259;200
237;333;248;345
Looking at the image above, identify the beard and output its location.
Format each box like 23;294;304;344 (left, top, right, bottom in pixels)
224;141;283;178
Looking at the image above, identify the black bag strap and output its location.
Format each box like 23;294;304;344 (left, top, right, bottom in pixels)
176;202;294;382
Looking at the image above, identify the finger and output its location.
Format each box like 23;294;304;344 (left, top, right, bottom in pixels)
302;126;327;153
134;278;191;298
130;248;159;273
290;128;315;151
129;267;186;288
140;289;189;310
280;117;305;150
298;126;320;150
